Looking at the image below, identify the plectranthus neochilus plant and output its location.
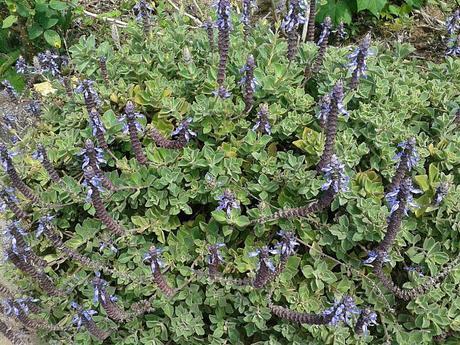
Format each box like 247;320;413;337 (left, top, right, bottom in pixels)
252;103;271;134
92;272;127;321
83;167;125;236
0;187;28;219
133;0;155;35
239;54;256;112
348;33;372;90
120;101;148;165
143;246;175;297
0;144;39;203
308;16;332;77
214;0;232;98
149;117;196;149
71;302;109;341
282;0;305;61
316;80;348;172
32;144;60;182
257;154;349;223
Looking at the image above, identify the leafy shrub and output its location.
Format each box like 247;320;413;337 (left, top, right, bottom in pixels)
1;3;460;345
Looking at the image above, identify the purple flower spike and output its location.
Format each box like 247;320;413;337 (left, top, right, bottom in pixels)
15;56;29;74
323;296;360;327
446;9;460;35
385;179;421;217
355;308;378;335
216;190;240;217
348;33;372;90
393;138;419;171
171;118;196;142
321;155;349;193
37;50;62;77
317;94;331;128
36;215;54;238
271;231;299;256
433;182;449;206
252;104;271;135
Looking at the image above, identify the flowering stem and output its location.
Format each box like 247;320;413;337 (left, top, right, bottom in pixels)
149;127;187;149
0;147;39;203
216;0;231;93
84;140;114;190
7;249;64;297
0;190;28;219
316;81;344;173
98;57;110;86
256;187;336;223
242;55;256;113
62;76;73;98
307;17;331;79
36;145;61;182
90;184;125;236
0;320;27;345
89;109;109;150
306;0;316;42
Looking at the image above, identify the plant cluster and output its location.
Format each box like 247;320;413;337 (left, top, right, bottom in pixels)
0;2;460;345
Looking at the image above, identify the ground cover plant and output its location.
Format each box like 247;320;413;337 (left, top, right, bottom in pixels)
0;1;460;344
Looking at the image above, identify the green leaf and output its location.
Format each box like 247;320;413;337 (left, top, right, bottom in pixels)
49;0;68;10
28;23;44;39
2;15;17;29
318;0;353;24
43;29;61;48
357;0;388;17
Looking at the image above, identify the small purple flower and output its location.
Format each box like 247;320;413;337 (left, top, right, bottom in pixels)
403;265;424;277
79;145;106;170
15;56;29;74
249;247;276;272
214;0;232;31
71;302;97;330
2;299;20;316
385;179;421;216
241;0;255;26
252;103;271;135
143;247;165;272
89;109;106;136
216;190;240;217
36;215;54;238
323;296;360;326
99;241;118;253
75;80;101;107
317;94;331;124
119;102;145;134
362;250;389;264
37;50;61;77
321;155;349;193
32;147;44;163
0;144;17;171
271;231;299;256
317;17;332;46
1;80;18;99
347;33;372;79
446;36;460;56
393;138;418;171
208;243;225;265
212;86;232;99
357;308;378;335
433;182;449;206
133;0;155;22
171;118;196;142
25;100;41;117
82;173;105;201
281;0;306;33
446;9;460;35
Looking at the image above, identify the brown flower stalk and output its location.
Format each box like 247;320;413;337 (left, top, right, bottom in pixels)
33;144;60;182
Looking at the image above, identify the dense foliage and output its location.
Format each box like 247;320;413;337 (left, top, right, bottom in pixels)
1;2;460;345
